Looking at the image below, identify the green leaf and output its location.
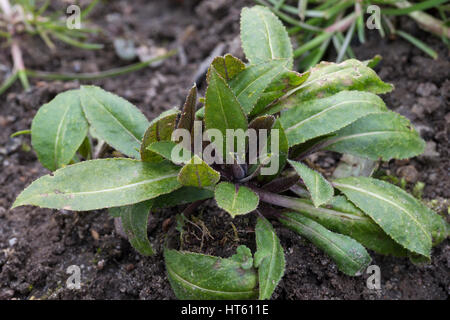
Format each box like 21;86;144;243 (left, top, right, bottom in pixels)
254;217;285;300
280;91;387;147
177;155;220;188
111;200;154;256
153;187;214;209
268;59;393;115
280;212;371;276
31;90;88;171
164;248;258;300
140;108;179;162
286;196;408;256
210;54;245;81
229;59;289;114
288;160;333;207
214;182;259;218
324;112;426;161
241;6;293;68
13;159;181;211
332;154;377;179
205;66;248;157
231;245;254;270
333;176;433;258
250;70;310;117
80;85;150;159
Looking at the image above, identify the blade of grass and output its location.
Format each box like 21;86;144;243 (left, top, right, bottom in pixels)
0;72;18;96
395;30;438;59
25;50;177;81
50;31;103;50
383;0;448;16
336;20;355;62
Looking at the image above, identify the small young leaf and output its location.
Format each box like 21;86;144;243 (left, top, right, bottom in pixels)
164;248;258;300
231;245;254;270
140;108;179;162
280;212;371;276
80;85;150;159
177;155;220;188
112;200;154;256
333;176;433;258
205;66;248;157
13;159;181;211
229;59;289;114
254;217;285;300
210;54;245;81
280;91;387;147
288;160;333;207
214;182;259;218
324;112;426;161
31;89;88;171
241;6;293;67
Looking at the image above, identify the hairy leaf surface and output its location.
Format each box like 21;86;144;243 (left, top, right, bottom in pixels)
324;112;425;160
165;249;258;300
80;86;149;159
178;155;220;188
241;6;293;67
333;176;433;258
31;90;88;171
214;182;259;217
205;67;248;157
288;160;333;207
13;159;181;211
280;91;387;147
140;108;179;162
280;213;371;276
111;201;154;256
229;59;289;114
254;217;285;300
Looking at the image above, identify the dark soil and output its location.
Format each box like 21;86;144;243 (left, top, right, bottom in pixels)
0;0;448;300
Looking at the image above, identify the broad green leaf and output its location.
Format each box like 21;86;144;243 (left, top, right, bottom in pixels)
176;84;197;133
178;155;220;188
267;59;393;115
250;70;310;117
254;217;285;300
205;67;248;157
80;85;150;159
280;91;387;147
210;54;245;81
153;187;214;209
333;176;433;258
288;160;333;207
111;200;154;256
324;112;426;161
164;248;258;300
229;59;289;114
140;108;179;162
214;182;259;218
13;159;181;211
280;212;371;276
241;6;293;68
285;196;408;256
31;90;88;171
